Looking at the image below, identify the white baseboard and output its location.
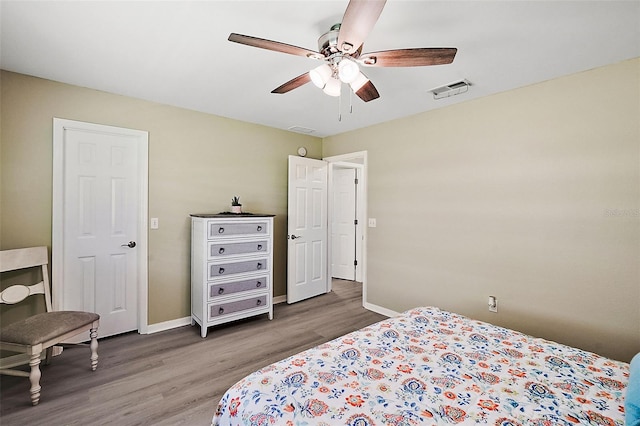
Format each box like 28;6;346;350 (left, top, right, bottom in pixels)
145;299;288;334
145;299;386;334
363;302;398;318
146;316;192;334
273;295;287;304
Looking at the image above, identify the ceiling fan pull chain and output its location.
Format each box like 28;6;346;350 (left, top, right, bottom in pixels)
338;86;342;122
349;89;354;114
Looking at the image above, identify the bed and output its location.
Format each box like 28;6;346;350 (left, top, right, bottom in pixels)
212;307;629;425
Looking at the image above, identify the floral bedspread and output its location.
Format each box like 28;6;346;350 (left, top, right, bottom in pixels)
212;307;629;425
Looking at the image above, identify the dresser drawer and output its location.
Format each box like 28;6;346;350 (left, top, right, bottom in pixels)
208;239;269;258
209;276;269;299
209;296;267;319
208;221;269;238
208;258;269;279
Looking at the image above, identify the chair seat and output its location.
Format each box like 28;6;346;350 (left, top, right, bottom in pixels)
0;311;100;346
1;247;101;405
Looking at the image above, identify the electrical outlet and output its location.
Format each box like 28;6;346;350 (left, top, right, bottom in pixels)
150;218;159;229
368;218;377;228
488;296;498;313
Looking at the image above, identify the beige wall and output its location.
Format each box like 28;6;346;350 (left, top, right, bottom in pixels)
0;70;322;324
324;58;640;362
2;59;638;362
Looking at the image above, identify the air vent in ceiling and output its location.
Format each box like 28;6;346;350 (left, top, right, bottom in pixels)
288;125;316;134
430;80;471;100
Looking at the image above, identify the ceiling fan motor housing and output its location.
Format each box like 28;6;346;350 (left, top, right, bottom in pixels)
318;24;362;59
318;26;341;56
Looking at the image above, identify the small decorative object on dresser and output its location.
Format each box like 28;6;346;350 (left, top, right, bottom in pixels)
190;214;274;337
230;196;242;214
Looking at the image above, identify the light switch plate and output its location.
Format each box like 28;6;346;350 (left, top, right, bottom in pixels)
368;218;377;228
150;218;159;229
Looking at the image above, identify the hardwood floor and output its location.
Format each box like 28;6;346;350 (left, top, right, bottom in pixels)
0;280;386;426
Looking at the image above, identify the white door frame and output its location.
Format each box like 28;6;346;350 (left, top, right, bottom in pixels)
52;118;149;335
324;151;368;305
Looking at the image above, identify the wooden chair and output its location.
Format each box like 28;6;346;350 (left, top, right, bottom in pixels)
0;246;99;406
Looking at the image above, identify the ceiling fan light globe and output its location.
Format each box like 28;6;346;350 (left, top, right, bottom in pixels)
349;72;369;92
310;64;332;89
338;58;359;83
323;78;342;97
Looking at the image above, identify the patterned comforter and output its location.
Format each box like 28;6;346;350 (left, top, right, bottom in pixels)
212;307;629;425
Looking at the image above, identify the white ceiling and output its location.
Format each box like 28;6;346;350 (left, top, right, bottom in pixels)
2;1;639;138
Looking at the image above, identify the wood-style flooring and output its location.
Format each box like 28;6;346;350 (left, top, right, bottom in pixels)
0;280;386;425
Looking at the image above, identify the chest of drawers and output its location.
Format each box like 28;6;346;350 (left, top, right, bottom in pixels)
190;214;274;337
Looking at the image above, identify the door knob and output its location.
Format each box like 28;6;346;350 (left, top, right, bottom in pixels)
121;241;136;248
290;235;301;240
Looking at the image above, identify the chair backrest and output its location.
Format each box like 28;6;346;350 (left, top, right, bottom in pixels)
0;246;52;312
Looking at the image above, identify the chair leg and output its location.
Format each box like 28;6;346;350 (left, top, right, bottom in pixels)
89;327;98;371
44;346;54;365
28;352;42;406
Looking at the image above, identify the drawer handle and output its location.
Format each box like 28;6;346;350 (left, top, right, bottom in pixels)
256;299;262;306
218;287;225;294
218;267;225;274
257;244;263;251
257;225;262;232
218;247;225;254
218;227;225;234
256;281;262;288
256;263;262;270
219;307;224;314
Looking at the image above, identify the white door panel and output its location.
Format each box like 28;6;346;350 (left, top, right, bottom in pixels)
53;119;148;340
287;156;328;303
331;168;357;280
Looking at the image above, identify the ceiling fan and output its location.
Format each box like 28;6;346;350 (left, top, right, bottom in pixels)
228;0;457;102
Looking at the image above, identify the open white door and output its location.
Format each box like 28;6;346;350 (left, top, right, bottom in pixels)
287;155;328;304
325;152;367;289
331;167;357;280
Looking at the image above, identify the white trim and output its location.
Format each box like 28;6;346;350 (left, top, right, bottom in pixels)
363;302;398;318
146;316;192;334
273;295;287;304
147;294;286;333
144;300;388;337
137;132;149;334
52;121;65;311
52;118;149;335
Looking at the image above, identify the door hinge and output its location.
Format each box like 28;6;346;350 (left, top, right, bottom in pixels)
354;260;358;266
354;219;358;225
354;178;359;185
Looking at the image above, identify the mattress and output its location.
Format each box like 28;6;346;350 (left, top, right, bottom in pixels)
212;306;629;425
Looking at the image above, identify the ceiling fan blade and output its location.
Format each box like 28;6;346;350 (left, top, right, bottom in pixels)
359;48;457;67
271;72;312;94
354;79;380;102
337;0;386;54
228;33;323;59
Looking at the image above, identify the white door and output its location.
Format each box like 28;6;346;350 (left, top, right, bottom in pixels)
52;118;148;339
331;168;357;280
287;155;328;303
